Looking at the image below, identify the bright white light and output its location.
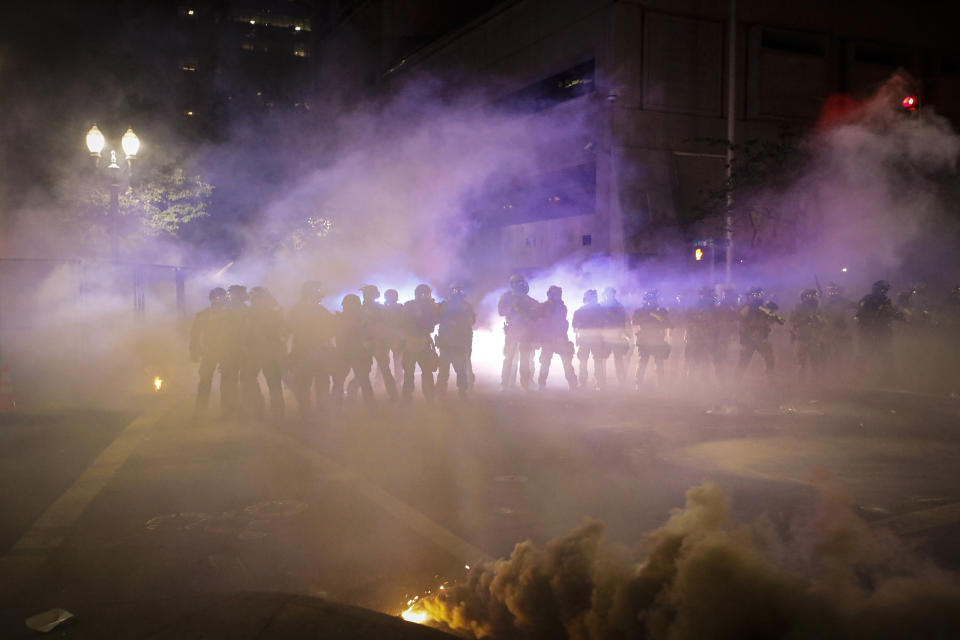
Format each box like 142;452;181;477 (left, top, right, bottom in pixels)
187;9;194;15
401;608;429;624
294;26;301;31
841;267;848;273
121;128;140;158
249;19;255;24
85;125;105;155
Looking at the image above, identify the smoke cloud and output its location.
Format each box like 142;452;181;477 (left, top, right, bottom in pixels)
412;483;960;639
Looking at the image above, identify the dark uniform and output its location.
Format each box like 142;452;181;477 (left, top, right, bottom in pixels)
600;287;630;387
714;288;740;375
383;289;405;385
190;287;228;416
633;290;672;387
436;284;475;397
737;287;784;376
536;286;578;390
220;285;258;418
683;286;718;383
248;286;287;420
287;281;336;420
332;294;375;405
499;275;539;390
359;285;399;400
402;284;440;401
855;280;904;378
572;290;608;389
789;288;828;383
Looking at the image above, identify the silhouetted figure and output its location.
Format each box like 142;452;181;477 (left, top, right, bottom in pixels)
536;285;578;390
789;288;828;384
402;284;440;401
736;286;784;378
191;287;228;417
249;286;287;420
855;280;905;380
600;287;630;388
436;283;475;398
220;285;257;419
683;286;719;384
572;290;608;389
382;288;405;385
287;281;335;421
499;274;538;390
332;294;375;406
359;285;399;400
633;289;673;387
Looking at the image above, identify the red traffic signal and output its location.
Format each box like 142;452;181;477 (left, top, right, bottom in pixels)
901;95;918;111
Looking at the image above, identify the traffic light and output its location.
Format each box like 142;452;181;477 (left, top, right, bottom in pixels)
694;247;704;261
901;95;918;111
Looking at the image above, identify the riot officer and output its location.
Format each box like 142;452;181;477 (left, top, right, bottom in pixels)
332;294;375;405
249;286;287;420
359;284;399;400
287;281;335;421
633;289;673;387
436;282;475;398
855;280;905;375
600;287;630;387
536;285;578;390
402;284;441;401
220;285;257;418
714;287;740;375
572;289;608;389
383;289;404;384
789;288;828;384
737;286;784;377
683;286;718;383
190;287;228;417
498;274;539;390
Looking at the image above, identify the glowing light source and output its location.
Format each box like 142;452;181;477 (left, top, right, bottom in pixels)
401;607;429;624
694;247;704;261
187;9;195;15
121;128;140;158
294;26;302;31
154;377;164;392
901;95;917;111
841;267;848;273
85;125;106;156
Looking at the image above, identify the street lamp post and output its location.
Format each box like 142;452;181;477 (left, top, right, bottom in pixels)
85;125;140;261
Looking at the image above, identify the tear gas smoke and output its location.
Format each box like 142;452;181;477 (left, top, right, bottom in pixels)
407;483;960;639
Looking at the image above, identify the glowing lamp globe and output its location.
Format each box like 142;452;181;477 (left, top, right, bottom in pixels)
86;125;106;156
121;128;140;158
901;96;917;110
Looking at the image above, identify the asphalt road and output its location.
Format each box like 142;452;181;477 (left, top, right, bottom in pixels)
1;383;959;637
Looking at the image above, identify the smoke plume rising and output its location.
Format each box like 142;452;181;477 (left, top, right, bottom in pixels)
413;483;960;639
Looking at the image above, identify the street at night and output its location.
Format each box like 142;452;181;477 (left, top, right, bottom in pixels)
4;0;960;637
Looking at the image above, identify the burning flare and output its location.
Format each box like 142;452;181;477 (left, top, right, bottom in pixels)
153;376;164;392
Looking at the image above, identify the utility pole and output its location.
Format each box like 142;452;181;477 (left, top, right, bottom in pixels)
725;0;736;285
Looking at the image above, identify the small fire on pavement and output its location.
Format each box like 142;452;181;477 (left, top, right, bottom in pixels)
400;565;469;625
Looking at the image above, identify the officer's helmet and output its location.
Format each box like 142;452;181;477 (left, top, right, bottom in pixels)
800;288;819;304
209;287;227;303
360;284;380;301
601;286;616;303
509;274;528;294
414;284;433;301
872;280;891;295
448;283;465;299
384;289;399;303
747;287;764;302
583;289;598;304
825;282;842;297
643;289;660;304
547;285;562;301
341;293;361;312
227;285;248;304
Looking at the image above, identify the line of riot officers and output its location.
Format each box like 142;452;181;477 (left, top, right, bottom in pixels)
190;280;477;421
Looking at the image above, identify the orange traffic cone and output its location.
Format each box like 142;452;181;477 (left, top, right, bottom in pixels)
0;366;16;411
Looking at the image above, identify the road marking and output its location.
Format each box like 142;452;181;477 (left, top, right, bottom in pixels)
5;405;168;554
273;433;493;564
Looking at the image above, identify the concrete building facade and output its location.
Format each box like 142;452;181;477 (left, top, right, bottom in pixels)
323;0;960;273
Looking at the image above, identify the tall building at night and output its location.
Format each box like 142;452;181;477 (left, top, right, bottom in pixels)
321;0;960;273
